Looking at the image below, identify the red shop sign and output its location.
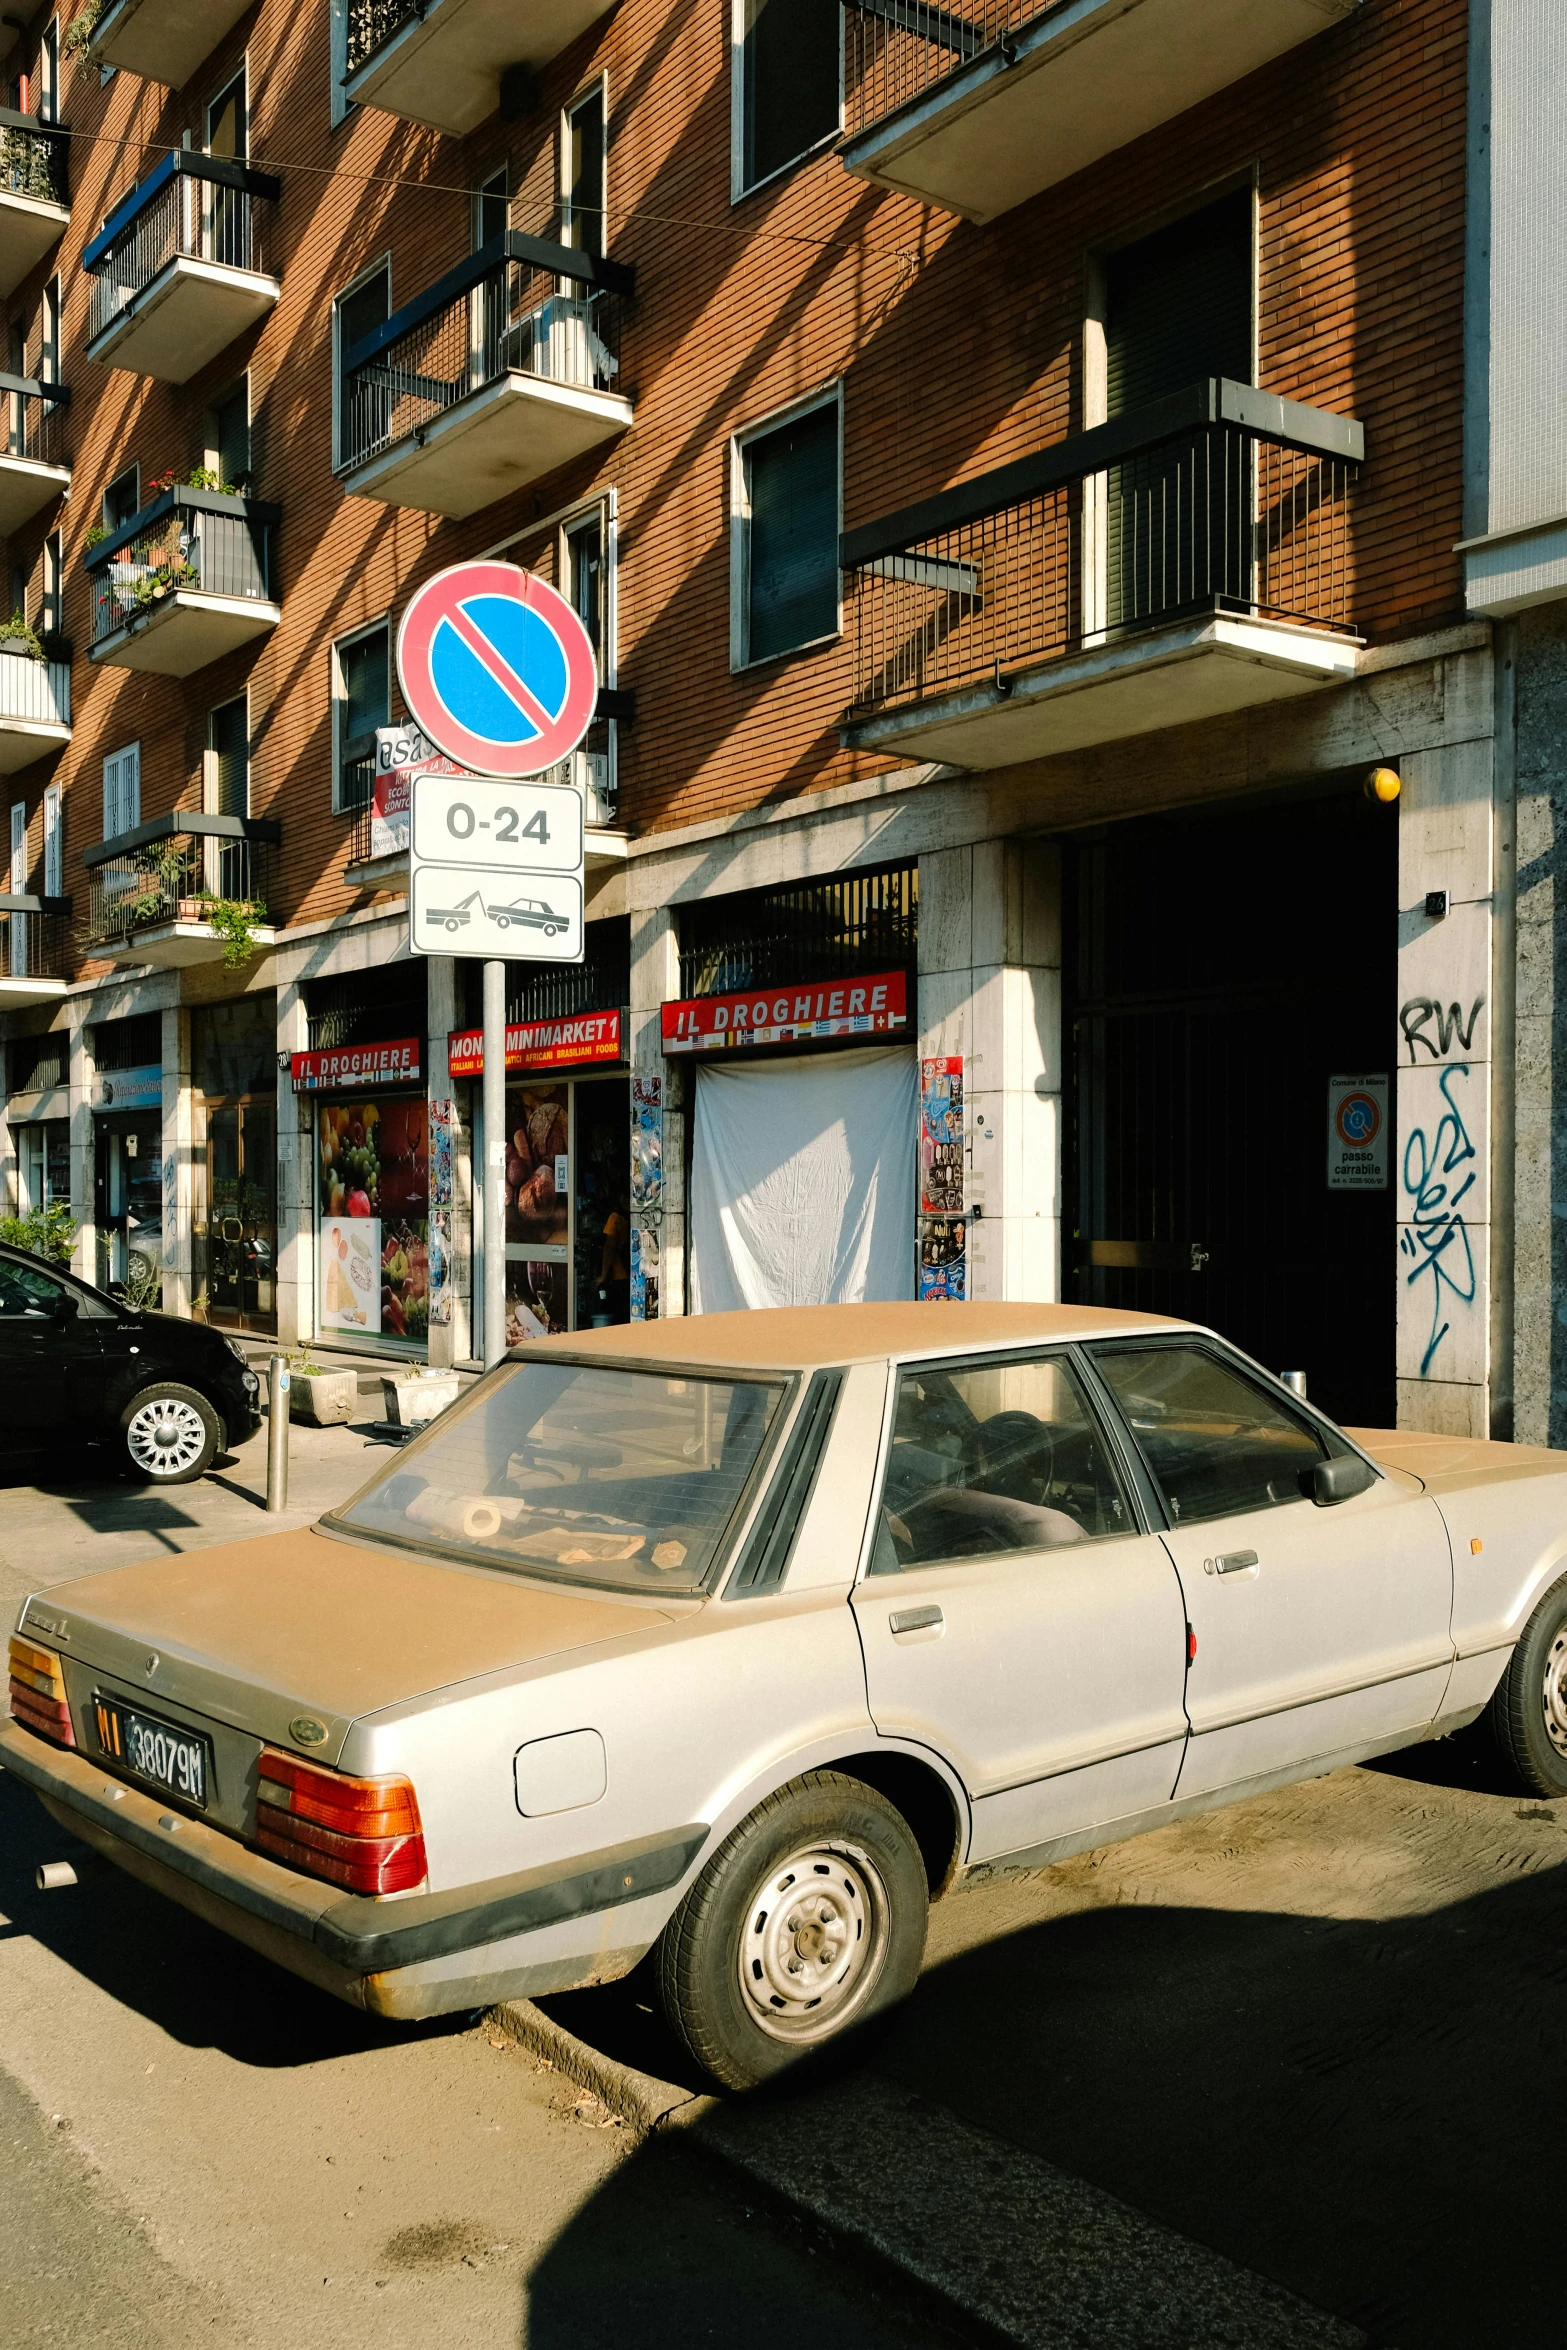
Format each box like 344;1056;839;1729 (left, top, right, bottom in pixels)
662;971;908;1054
290;1038;422;1092
448;1008;623;1077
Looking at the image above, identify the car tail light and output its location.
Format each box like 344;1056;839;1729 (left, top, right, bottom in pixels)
255;1747;426;1895
8;1635;76;1750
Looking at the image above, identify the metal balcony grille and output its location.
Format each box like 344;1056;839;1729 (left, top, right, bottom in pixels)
85;486;277;649
344;0;422;77
843;0;1063;138
678;865;918;999
85;820;276;949
0;900;68;982
457;918;631;1028
0;651;68;727
85;154;277;346
339;230;631;475
305;967;428;1052
845;381;1360;718
1;364;67;469
0;109;67;207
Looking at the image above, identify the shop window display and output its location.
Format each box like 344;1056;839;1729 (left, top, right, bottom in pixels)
317;1094;430;1349
503;1076;630;1342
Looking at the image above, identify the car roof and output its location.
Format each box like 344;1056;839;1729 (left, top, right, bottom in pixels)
523;1301;1193;1373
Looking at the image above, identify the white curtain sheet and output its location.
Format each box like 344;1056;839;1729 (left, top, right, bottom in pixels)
689;1047;917;1314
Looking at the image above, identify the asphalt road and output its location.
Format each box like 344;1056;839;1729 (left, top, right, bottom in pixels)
4;1422;1565;2347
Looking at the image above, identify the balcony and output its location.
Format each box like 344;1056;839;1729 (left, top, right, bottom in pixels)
344;0;611;135
340;230;634;521
841;0;1359;223
0;110;69;299
840;378;1363;770
86;0;256;88
0;896;70;1011
343;706;630;891
84;152;281;382
84;815;278;969
0;373;69;532
0;645;70;770
86;483;281;676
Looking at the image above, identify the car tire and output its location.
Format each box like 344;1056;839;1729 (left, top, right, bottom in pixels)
118;1383;222;1485
1487;1570;1567;1796
654;1769;928;2092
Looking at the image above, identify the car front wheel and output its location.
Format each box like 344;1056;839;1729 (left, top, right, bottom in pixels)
1488;1570;1567;1796
654;1769;928;2091
119;1384;221;1484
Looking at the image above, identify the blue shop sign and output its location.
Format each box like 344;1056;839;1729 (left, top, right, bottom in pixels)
96;1064;162;1111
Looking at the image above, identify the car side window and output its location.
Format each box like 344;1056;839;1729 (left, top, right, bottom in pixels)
1091;1345;1326;1526
870;1352;1134;1575
0;1259;73;1321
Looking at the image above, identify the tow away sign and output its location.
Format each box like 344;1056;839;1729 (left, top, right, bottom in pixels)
408;772;584;963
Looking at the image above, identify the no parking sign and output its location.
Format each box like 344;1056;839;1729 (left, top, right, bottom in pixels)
1327;1073;1389;1190
396;560;598;778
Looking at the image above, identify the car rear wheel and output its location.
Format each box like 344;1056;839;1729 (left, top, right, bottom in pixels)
1487;1571;1567;1796
119;1384;221;1485
654;1770;928;2091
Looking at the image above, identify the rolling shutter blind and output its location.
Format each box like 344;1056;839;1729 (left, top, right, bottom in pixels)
1104;191;1253;416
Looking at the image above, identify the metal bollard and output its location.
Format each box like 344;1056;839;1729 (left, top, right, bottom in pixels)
266;1354;290;1513
1280;1370;1308;1400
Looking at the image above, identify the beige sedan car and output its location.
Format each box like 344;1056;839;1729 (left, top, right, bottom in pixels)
7;1303;1567;2090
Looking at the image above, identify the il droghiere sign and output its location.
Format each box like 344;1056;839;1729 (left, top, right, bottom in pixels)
447;1008;622;1077
662;971;909;1053
289;1039;422;1092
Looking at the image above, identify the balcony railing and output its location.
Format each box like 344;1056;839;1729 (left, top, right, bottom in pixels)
0;646;69;728
83;814;278;950
339;229;633;475
84;151;281;347
0;106;68;208
85;483;278;649
0;894;70;982
345;0;423;78
843;379;1363;719
844;0;1050;139
0;368;67;468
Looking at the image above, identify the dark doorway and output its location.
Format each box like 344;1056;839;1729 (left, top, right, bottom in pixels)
1065;788;1398;1428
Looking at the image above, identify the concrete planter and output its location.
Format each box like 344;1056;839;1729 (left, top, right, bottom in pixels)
288;1369;359;1427
381;1371;461;1428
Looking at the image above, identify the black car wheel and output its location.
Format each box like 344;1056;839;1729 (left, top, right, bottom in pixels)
119;1383;221;1484
1488;1571;1567;1796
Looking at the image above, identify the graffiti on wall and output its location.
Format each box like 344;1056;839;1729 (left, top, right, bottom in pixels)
1400;994;1484;1063
1400;1059;1479;1379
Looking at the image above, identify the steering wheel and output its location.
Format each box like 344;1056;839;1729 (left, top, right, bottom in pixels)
959;1409;1056;1502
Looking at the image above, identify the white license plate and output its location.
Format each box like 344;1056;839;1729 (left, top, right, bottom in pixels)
93;1696;211;1809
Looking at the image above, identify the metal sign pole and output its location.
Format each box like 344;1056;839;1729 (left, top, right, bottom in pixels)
483;956;507;1366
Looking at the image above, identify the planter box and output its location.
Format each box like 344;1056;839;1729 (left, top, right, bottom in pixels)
381;1371;461;1428
289;1369;359;1426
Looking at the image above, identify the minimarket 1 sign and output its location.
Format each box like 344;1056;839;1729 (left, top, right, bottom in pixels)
662;971;908;1053
447;1009;622;1077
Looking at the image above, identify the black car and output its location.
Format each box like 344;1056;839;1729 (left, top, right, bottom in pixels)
0;1242;262;1484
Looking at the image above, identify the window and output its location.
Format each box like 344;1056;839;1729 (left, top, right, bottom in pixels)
737;0;838;196
102;743;140;842
7;564;22;623
38;17;57;122
333;621;388;812
334;261;390;468
871;1353;1135;1574
9;798;24;893
474;165;507;251
735;396;840;666
40;277;58;383
1092;1345;1327;1526
102;466;140;534
208;696;249;817
563;83;605;257
566;511;604;658
207;70;246;160
0;1255;72;1319
41;531;61;639
207;381;251;487
42;779;60;895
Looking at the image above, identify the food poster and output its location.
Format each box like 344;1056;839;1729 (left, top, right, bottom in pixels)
506;1258;568;1344
918;1215;967;1302
317;1095;431;1348
919;1056;965;1215
504;1084;569;1247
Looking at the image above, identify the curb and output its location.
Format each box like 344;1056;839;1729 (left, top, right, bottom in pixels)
486;1996;713;2139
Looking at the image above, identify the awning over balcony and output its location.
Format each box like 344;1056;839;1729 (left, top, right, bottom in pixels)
0;654;70;771
343;0;613;135
86;484;281;677
84;152;282;382
840;376;1364;769
840;0;1360;223
86;0;256;88
339;230;634;520
0;110;69;299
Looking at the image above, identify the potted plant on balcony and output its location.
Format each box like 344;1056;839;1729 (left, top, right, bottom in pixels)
62;0;108;57
0;615;45;662
197;892;269;970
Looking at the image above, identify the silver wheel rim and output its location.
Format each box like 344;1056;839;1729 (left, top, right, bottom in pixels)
738;1839;889;2046
126;1397;208;1478
1543;1630;1567;1757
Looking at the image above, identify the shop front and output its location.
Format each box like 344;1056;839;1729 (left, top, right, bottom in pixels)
292;1038;432;1355
90;1014;165;1300
449;1009;630;1342
192;1000;278;1333
8;1028;70;1231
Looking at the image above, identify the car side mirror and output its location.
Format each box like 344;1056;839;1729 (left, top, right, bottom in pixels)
1303;1454;1376;1507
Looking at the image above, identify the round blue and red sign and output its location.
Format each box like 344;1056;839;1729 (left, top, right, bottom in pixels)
396;560;598;778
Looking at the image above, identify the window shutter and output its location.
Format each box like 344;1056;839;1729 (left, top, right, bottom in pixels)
1104;191;1253;417
746;403;839;663
9;800;23;893
42;782;60;897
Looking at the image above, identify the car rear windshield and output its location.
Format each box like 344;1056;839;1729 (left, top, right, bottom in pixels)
330;1359;790;1594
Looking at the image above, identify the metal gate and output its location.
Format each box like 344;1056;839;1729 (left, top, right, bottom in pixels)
1066;789;1398;1429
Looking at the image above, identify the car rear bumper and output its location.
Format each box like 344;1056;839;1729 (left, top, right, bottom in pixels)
0;1717;705;2017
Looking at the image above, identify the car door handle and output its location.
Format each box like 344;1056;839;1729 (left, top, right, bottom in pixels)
889;1605;944;1636
1204;1551;1259;1576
